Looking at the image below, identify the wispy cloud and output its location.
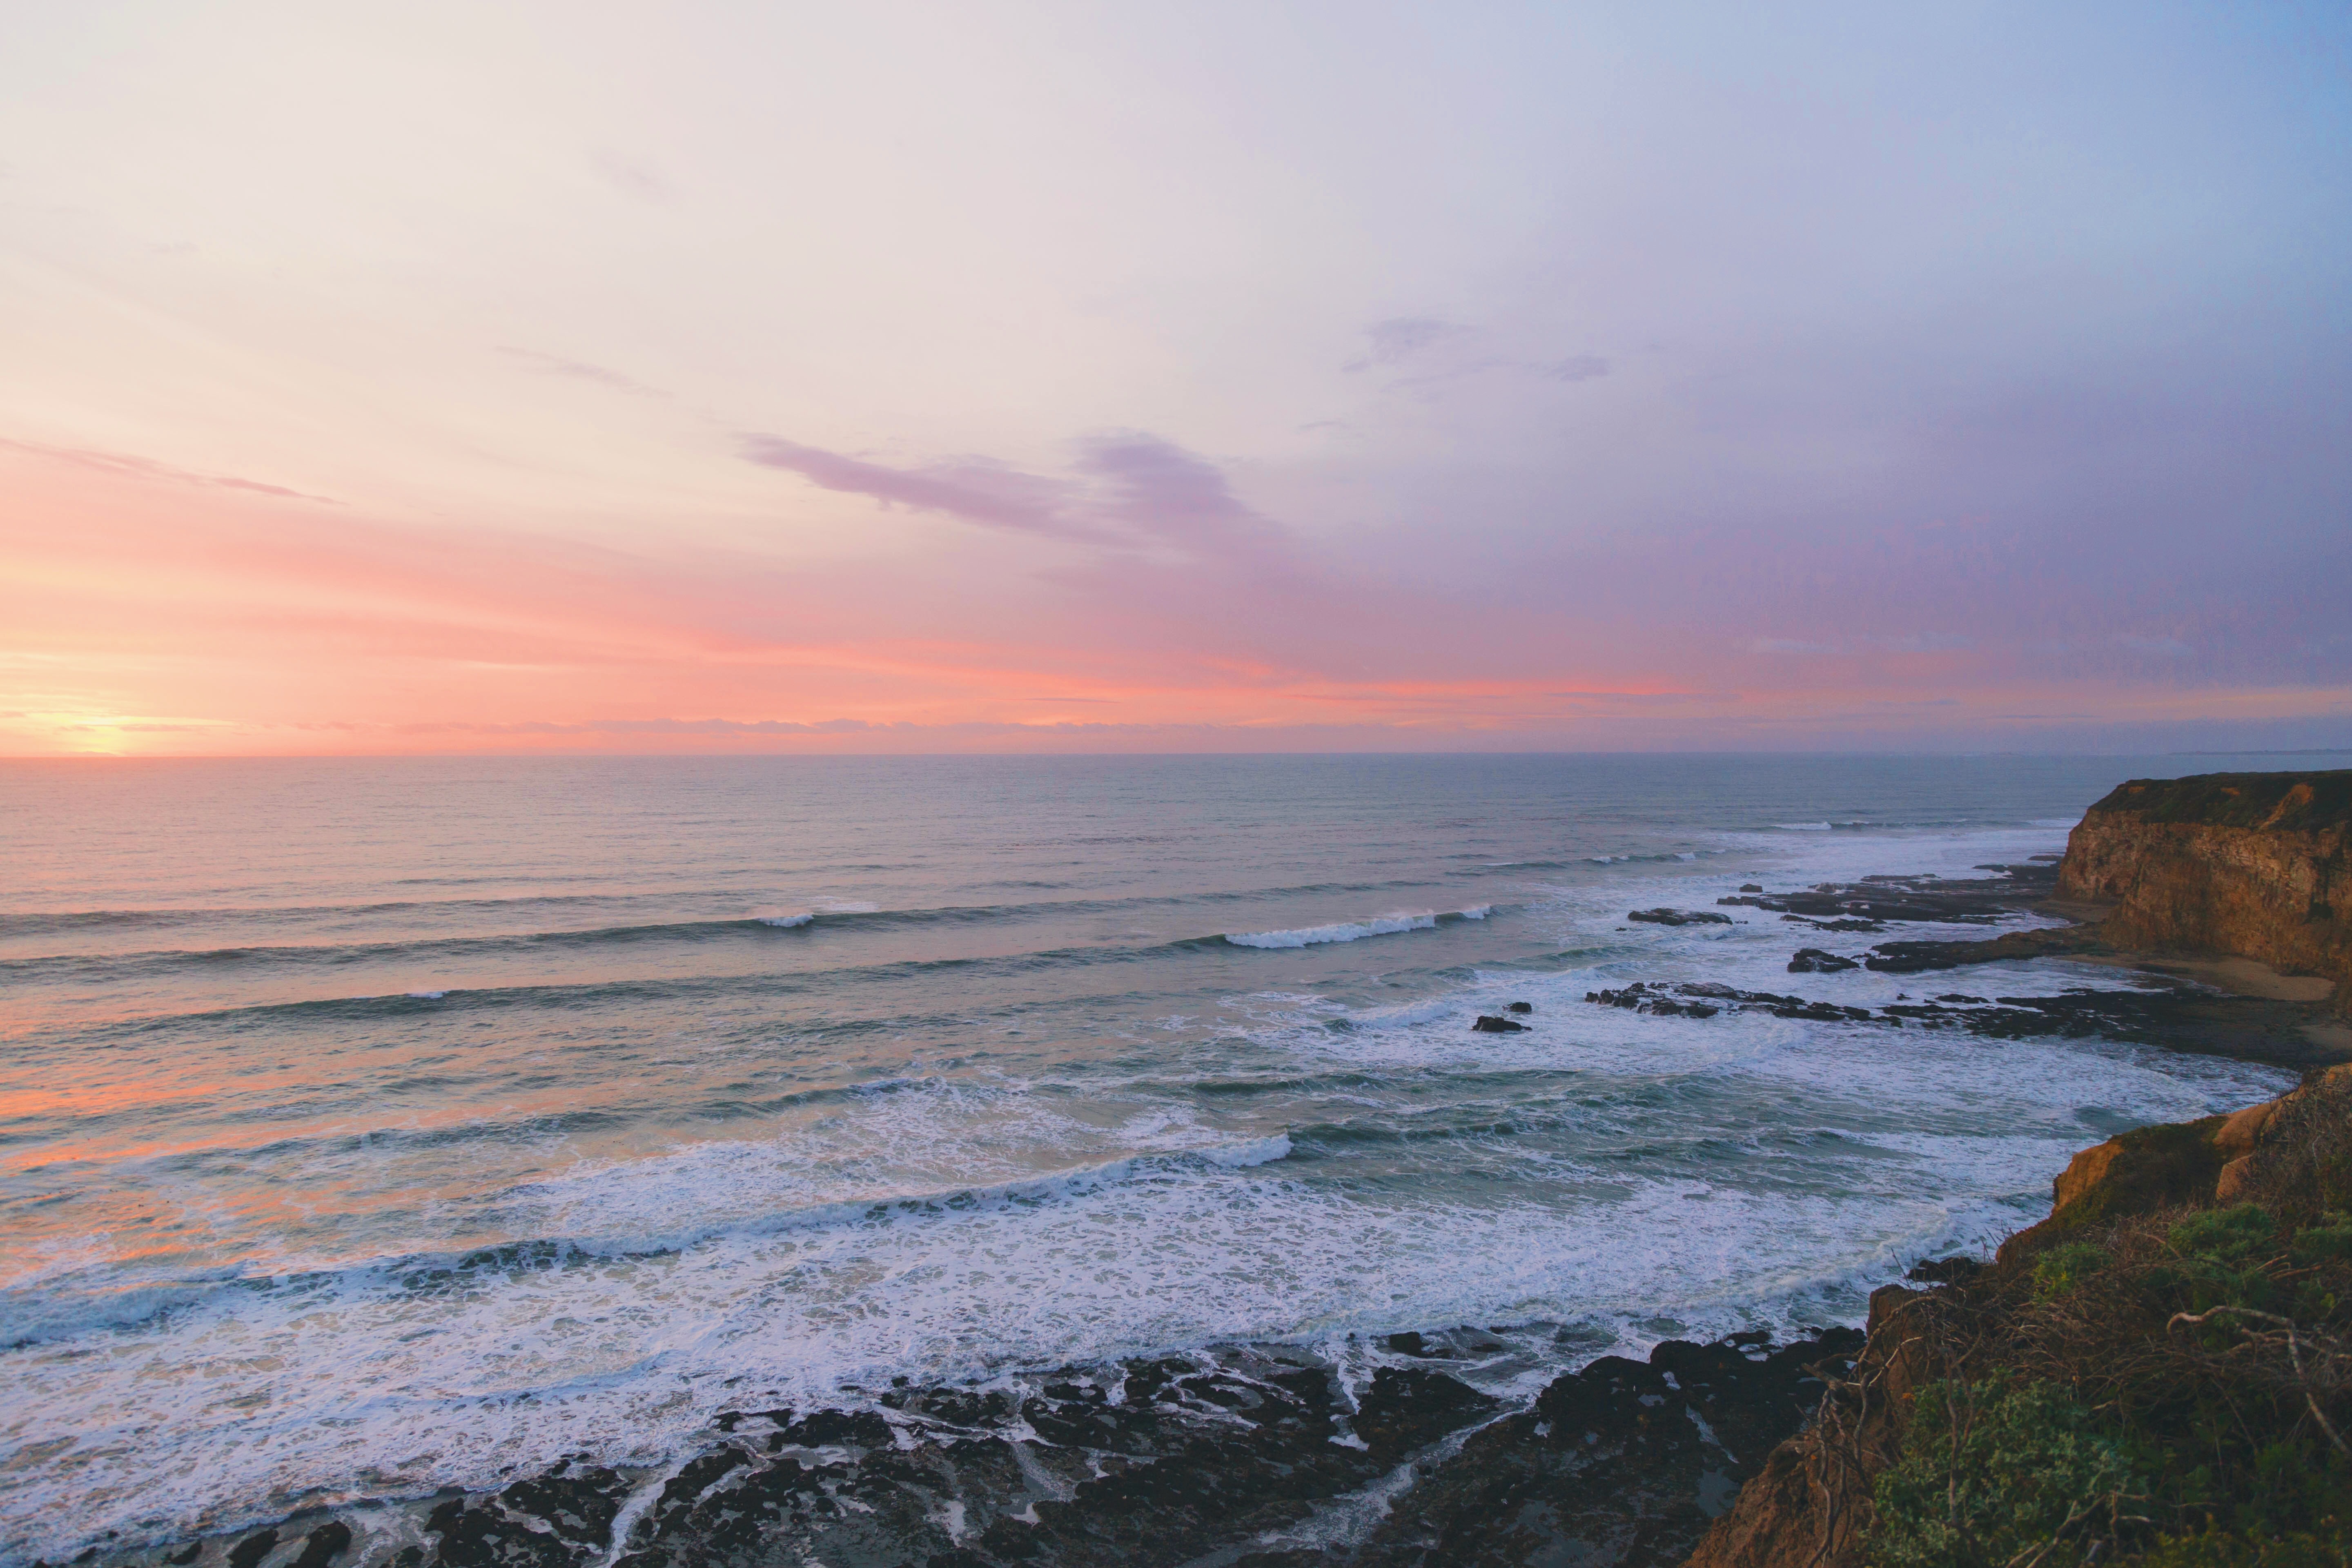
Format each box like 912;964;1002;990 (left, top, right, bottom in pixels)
0;438;335;503
1544;355;1611;383
498;347;667;398
740;431;1281;557
589;149;672;203
409;717;877;735
1345;317;1471;372
740;435;1097;541
1071;432;1274;553
1343;319;1610;390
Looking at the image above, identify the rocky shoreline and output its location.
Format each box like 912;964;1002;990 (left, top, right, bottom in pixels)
60;1324;1864;1568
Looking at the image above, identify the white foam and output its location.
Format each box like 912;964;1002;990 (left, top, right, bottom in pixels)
1226;912;1437;948
1775;822;1834;831
404;989;446;999
1456;905;1492;920
755;911;814;928
1200;1134;1293;1167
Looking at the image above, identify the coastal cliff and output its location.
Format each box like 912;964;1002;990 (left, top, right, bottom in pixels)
2058;770;2352;1016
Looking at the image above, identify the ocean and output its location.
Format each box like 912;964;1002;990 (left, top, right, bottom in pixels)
0;752;2332;1561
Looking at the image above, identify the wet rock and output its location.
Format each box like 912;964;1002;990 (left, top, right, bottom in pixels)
1739;884;1764;893
1786;949;1858;973
1472;1014;1527;1032
1586;982;1872;1025
1905;1256;1983;1285
1717;864;2058;926
1341;1329;1864;1568
1862;927;2094;972
227;1532;278;1568
1586;984;1721;1018
1352;1366;1503;1463
290;1523;354;1568
1507;1001;1533;1013
1628;909;1734;927
1781;915;1886;933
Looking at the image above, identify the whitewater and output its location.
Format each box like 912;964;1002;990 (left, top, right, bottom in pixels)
0;752;2327;1561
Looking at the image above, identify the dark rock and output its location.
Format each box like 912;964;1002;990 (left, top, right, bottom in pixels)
1863;926;2095;972
1739;884;1764;892
1472;1014;1527;1032
1716;863;2058;926
497;1464;629;1546
1339;1329;1863;1568
292;1522;353;1568
1506;1001;1533;1013
1905;1256;1983;1285
1587;982;1871;1025
1629;908;1735;927
1351;1366;1502;1464
1786;948;1858;973
773;1409;894;1448
165;1548;202;1567
227;1532;278;1568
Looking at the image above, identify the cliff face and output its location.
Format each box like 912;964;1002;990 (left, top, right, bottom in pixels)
2057;769;2352;1015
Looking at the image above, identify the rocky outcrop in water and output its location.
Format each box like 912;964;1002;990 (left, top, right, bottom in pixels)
2056;770;2350;1015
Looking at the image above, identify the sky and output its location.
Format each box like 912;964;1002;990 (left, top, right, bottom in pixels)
2;1;2348;756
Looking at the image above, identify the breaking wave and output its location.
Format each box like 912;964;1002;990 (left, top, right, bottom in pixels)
1223;907;1492;949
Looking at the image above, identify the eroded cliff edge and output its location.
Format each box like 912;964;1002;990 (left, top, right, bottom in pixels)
2058;769;2352;1017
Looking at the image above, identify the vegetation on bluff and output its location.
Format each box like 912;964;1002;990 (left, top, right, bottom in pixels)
2078;773;2352;835
1869;1073;2352;1568
1693;1070;2352;1568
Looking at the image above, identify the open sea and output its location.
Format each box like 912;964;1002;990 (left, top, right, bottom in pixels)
2;751;2338;1561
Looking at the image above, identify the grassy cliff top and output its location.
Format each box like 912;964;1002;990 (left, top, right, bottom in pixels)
2086;769;2352;832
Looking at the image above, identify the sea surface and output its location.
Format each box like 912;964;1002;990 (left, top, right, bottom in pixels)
2;752;2339;1560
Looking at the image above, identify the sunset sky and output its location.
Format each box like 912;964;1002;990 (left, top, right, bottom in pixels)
4;2;2347;755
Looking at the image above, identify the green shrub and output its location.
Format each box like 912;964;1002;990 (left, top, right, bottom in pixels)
1871;1377;2144;1568
2037;1242;2109;1299
2170;1207;2278;1265
2290;1213;2352;1268
2161;1206;2282;1314
2135;1528;2351;1568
